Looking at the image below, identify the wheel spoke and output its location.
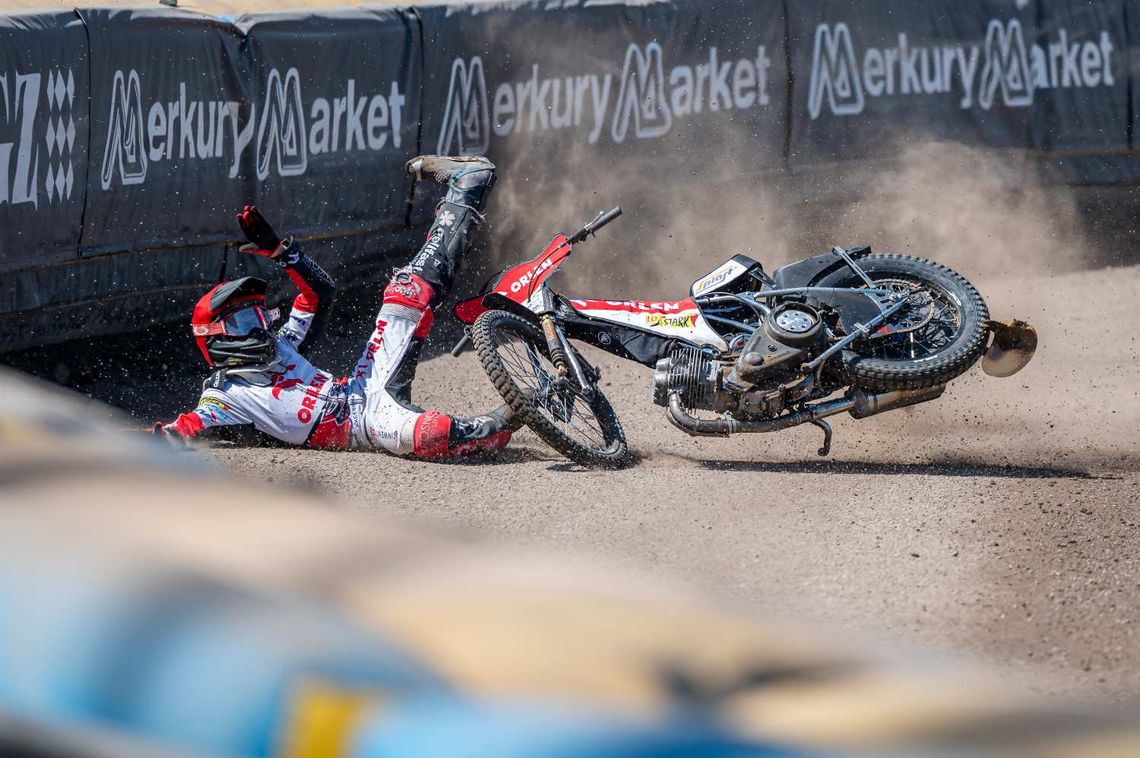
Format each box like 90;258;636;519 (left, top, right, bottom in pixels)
490;322;616;455
855;274;964;362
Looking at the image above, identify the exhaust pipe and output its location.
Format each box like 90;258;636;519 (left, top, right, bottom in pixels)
666;385;945;437
847;385;945;418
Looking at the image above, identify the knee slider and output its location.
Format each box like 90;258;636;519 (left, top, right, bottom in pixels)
383;270;435;312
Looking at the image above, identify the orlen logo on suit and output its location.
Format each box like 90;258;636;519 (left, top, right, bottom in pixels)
100;67;406;189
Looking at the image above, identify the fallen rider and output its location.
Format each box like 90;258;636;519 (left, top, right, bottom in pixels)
154;155;517;459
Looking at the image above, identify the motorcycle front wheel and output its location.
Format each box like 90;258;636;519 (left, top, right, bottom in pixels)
471;310;632;469
814;254;990;391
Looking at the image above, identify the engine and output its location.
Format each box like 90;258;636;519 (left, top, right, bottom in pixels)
652;303;827;419
652;346;728;412
733;302;824;384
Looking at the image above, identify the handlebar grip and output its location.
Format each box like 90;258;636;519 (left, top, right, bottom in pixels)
592;206;622;232
570;206;623;243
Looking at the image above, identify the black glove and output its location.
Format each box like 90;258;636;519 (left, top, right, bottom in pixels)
237;204;300;266
238;204;282;253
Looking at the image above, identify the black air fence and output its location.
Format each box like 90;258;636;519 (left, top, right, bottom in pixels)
0;0;1136;351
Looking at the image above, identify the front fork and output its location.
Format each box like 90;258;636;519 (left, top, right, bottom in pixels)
541;314;596;401
540;315;568;374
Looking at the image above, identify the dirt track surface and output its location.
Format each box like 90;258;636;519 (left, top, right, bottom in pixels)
206;265;1140;702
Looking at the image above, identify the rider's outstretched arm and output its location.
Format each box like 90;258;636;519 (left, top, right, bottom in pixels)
276;243;335;354
155;391;254;444
237;205;336;356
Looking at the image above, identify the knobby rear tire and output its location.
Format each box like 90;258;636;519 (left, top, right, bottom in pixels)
471;310;633;469
814;254;989;391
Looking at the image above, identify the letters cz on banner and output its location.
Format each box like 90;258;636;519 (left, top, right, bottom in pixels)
0;69;78;209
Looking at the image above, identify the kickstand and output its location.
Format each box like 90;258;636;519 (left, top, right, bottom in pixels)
810;419;833;457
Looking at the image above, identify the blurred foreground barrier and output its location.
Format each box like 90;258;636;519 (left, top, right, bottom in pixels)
0;369;1139;755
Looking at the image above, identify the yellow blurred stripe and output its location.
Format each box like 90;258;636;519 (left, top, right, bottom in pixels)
282;679;383;758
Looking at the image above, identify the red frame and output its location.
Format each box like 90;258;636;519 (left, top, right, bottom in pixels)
454;234;572;324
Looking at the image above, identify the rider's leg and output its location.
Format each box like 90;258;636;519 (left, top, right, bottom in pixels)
352;272;514;458
381;154;496;408
404;155;496;304
352;155;512;457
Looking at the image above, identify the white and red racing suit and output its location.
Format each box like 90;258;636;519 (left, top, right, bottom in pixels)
163;166;510;459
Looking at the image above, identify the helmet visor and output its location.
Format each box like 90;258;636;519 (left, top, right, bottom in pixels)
222;305;275;336
192;304;280;338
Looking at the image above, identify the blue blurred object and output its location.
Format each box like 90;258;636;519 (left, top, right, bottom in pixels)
0;557;791;757
0;558;451;757
1;367;1137;757
351;699;795;758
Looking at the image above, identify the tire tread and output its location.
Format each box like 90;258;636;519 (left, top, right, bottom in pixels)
819;254;989;391
472;310;632;468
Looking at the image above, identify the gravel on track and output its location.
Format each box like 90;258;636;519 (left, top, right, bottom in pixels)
204;265;1140;702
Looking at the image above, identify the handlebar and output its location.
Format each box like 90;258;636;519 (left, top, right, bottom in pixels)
568;206;622;244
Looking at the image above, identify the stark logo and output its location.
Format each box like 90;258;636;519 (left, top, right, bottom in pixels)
646;313;696;329
256;67;307;181
0;68;76;207
436;56;489;156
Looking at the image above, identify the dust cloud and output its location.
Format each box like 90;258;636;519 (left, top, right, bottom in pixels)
479;138;1088;301
470;135;1140;468
820;141;1086;280
480;137;795;299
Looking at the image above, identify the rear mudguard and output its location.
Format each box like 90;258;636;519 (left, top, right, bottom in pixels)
770;246;872;289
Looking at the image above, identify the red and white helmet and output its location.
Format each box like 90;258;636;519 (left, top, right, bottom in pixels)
190;277;279;367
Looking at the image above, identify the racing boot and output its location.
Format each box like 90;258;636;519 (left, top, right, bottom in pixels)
404;155;497;303
455;402;523;437
412;403;518;459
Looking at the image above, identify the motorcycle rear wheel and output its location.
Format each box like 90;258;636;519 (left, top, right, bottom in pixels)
471;310;632;469
814;254;990;391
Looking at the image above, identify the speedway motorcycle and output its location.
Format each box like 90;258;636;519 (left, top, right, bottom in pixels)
452;208;1036;468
